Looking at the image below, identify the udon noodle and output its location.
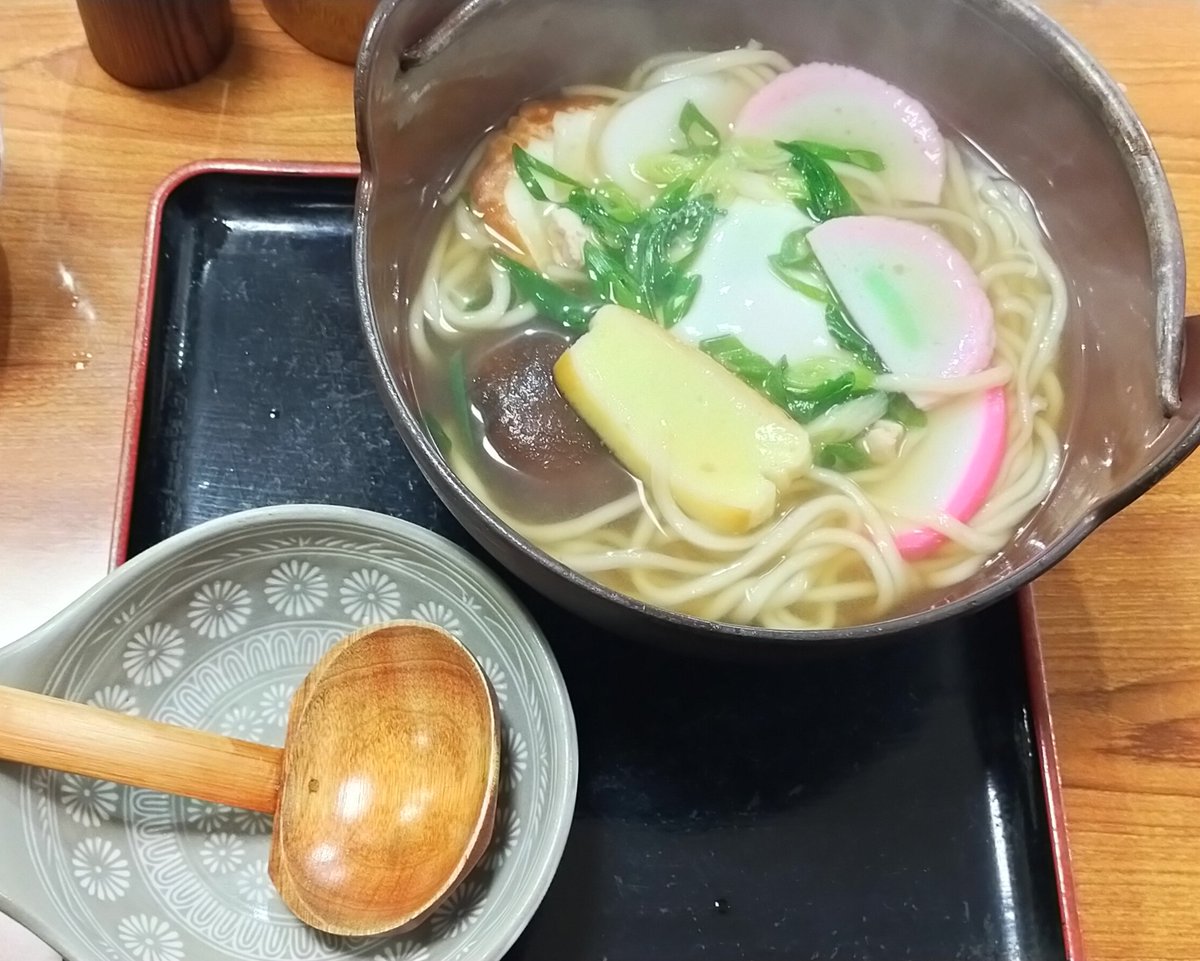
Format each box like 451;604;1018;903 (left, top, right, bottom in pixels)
407;42;1065;630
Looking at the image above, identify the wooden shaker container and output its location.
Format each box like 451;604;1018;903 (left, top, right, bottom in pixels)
74;0;234;90
263;0;380;65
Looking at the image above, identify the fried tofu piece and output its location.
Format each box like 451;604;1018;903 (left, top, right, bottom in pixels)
468;95;608;267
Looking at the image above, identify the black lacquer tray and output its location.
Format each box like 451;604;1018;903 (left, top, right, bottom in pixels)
112;163;1081;961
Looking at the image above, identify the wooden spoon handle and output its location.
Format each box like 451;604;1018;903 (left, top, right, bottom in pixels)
0;686;283;813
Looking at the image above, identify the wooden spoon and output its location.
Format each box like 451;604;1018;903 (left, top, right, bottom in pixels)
0;620;500;937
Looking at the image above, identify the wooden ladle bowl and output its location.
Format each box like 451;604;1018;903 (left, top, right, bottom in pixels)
0;620;500;937
271;621;501;934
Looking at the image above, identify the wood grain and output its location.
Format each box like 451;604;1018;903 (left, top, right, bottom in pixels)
269;621;499;936
74;0;234;89
263;0;379;65
0;0;360;645
0;1;1199;959
0;622;498;938
0;685;282;812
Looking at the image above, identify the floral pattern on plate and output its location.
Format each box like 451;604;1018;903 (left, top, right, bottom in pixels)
340;568;403;623
123;622;185;686
188;580;253;639
10;511;574;961
59;775;119;828
264;560;329;617
116;913;185;961
411;601;463;637
71;838;131;902
87;683;140;715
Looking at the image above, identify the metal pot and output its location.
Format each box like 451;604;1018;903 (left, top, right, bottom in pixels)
352;0;1200;653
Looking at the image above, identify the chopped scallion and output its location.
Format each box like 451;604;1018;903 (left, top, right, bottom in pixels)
825;299;886;374
776;140;860;221
700;336;875;425
424;414;452;455
885;391;928;429
511;144;582;202
678;100;722;156
635;151;712;187
494;253;597;331
448;350;475;455
792;140;885;172
768;255;830;303
787;355;875;393
777;227;814;268
814;440;872;472
699;334;776;389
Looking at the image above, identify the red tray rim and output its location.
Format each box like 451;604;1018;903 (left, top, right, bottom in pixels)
109;157;1086;961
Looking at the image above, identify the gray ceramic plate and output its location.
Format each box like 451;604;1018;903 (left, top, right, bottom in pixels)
0;505;577;961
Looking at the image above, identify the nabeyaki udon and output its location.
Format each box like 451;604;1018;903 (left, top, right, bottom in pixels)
416;45;1063;631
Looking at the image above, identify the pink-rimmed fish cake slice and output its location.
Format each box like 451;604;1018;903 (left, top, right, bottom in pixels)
808;215;996;387
806;215;1003;557
734;61;946;204
882;387;1008;559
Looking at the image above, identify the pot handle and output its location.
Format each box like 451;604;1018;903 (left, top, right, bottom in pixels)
358;0;504;76
1144;143;1190;417
1157;283;1191;414
399;0;507;69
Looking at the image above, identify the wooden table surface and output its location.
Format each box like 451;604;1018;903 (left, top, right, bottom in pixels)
1;1;1198;959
